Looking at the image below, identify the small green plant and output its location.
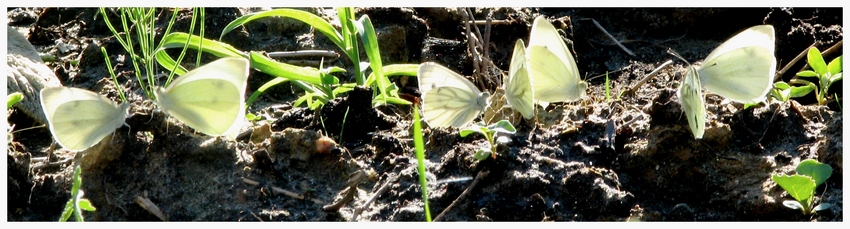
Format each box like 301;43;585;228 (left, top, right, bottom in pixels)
459;120;517;160
769;80;816;102
771;158;833;215
795;47;842;106
59;165;96;222
218;7;415;108
412;104;432;222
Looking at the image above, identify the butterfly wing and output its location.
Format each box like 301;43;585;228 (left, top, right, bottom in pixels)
40;86;130;151
526;46;588;107
678;66;706;139
504;39;535;119
418;62;488;128
154;57;249;139
526;16;586;105
698;25;776;103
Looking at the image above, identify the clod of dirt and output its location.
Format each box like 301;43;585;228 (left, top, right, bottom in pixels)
270;128;339;161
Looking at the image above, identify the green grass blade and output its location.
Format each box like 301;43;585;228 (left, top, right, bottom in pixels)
355;15;385;90
412;105;432;222
220;8;344;50
246;77;290;109
365;64;419;86
337;7;363;84
248;51;323;85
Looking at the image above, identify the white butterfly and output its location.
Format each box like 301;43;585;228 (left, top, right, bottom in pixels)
503;39;535;119
39;86;130;151
418;62;490;128
526;15;587;107
679;25;776;139
678;67;706;139
154;57;249;139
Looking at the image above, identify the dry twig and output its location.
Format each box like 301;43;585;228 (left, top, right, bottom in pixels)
591;19;635;56
241;177;325;205
349;173;400;221
432;170;489;222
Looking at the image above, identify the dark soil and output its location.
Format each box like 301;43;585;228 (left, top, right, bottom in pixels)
5;7;843;221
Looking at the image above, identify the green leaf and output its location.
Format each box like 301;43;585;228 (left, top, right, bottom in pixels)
796;70;820;78
807;47;827;76
245;77;290;109
474;149;491;160
782;200;804;210
59;199;74;222
788;82;816;98
7;92;23;109
248;51;324;85
773;81;791;90
411;104;433;221
772;174;816;205
829;72;842;85
489;120;517;134
365;64;419;86
78;199;96;211
813;203;833;212
796;159;832;187
220;9;343;50
827;55;842;75
459;129;480;137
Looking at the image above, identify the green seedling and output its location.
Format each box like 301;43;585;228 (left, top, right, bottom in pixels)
59;165;96;222
219;8;413;108
769;80;817;102
7;92;23;110
412;104;433;222
795;47;842;106
460;120;517;160
771;159;833;215
100;7;194;100
293;58;355;110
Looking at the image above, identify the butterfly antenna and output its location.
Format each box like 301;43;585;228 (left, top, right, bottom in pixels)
666;48;691;65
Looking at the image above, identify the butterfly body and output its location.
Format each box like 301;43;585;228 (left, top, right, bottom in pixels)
154;57;249;139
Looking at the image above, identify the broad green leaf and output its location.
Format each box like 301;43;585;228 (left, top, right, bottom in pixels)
796;159;832;187
489;120;517;134
807;47;827;76
788;82;816;98
827;55;842;76
772;174;815;204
